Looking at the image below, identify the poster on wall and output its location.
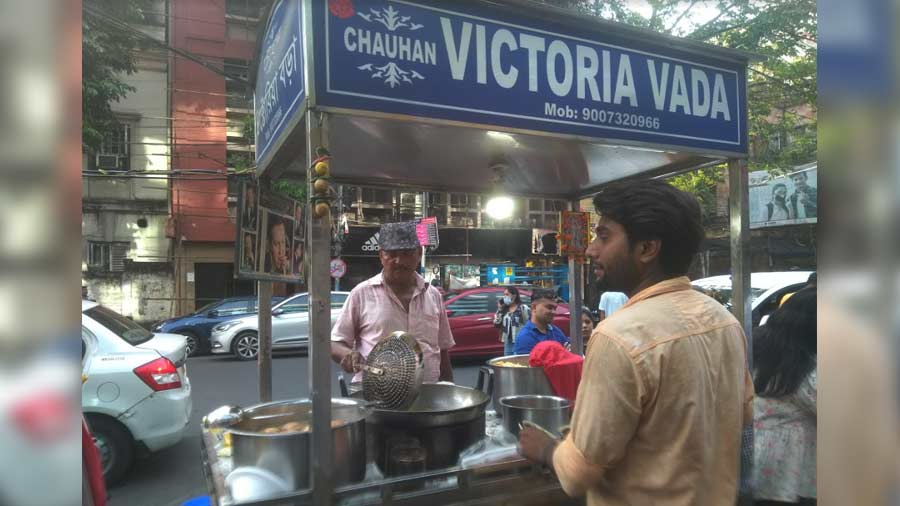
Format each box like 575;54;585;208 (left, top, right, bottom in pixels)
749;164;817;229
235;181;306;283
558;212;590;257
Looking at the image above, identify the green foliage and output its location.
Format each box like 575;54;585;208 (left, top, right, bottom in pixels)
272;180;308;202
227;152;254;173
82;0;149;153
668;165;726;221
241;115;255;141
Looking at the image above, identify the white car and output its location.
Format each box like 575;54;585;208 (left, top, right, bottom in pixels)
210;292;350;360
692;271;814;327
81;300;193;484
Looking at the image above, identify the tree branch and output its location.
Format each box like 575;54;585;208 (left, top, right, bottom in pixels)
684;0;733;39
665;0;700;34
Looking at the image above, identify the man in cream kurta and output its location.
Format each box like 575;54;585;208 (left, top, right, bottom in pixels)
518;181;753;506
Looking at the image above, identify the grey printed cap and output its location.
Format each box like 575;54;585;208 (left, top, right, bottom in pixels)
379;222;420;251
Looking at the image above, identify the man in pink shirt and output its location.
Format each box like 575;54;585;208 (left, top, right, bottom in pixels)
331;221;454;383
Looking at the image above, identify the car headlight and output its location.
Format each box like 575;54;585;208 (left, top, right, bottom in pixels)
213;320;242;333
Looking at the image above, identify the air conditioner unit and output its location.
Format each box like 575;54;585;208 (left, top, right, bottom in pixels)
97;154;125;171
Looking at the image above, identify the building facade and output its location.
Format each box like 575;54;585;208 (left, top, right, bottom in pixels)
82;4;173;324
82;0;266;323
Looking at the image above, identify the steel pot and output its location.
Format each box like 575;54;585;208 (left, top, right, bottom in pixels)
500;395;571;438
487;355;554;414
203;398;367;490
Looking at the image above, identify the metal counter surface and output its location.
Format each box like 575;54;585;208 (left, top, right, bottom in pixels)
201;410;580;506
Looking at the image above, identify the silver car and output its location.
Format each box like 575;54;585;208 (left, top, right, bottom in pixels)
210;292;350;360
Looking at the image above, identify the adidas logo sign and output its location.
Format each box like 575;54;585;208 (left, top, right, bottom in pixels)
362;232;380;252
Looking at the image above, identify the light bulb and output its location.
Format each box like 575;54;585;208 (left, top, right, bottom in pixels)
485;195;514;220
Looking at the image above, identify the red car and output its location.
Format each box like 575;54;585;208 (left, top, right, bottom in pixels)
443;287;571;358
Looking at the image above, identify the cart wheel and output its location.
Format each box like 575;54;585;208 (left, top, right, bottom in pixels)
233;331;259;361
87;415;134;485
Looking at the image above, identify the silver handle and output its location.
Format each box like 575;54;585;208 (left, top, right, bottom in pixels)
202;405;244;429
477;317;492;321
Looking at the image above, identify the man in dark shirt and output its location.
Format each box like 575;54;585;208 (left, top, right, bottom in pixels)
513;288;569;354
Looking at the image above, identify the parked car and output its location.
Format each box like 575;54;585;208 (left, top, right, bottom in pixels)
82;300;193;484
210;292;351;360
443;287;571;358
152;296;284;356
691;271;813;327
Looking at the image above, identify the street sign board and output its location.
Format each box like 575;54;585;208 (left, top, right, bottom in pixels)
415;216;439;247
314;0;747;154
254;0;306;169
330;258;348;278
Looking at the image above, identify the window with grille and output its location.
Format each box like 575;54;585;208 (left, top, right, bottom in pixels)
95;123;131;172
527;199;566;229
86;242;110;269
85;241;129;272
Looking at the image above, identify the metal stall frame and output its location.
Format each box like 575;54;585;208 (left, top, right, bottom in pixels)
239;0;757;504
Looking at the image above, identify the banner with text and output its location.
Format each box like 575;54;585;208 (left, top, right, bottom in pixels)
316;0;747;154
254;0;306;169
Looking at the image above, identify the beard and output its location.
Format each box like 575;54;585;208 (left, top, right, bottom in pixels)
596;251;641;294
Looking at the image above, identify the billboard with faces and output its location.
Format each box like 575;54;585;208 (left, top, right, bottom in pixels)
749;165;817;229
235;181;307;283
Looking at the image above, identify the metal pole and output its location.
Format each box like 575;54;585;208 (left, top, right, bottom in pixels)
728;158;752;347
307;110;333;506
567;201;584;355
257;280;273;402
728;158;754;506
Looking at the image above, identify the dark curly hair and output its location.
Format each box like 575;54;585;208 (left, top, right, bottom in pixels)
592;180;704;276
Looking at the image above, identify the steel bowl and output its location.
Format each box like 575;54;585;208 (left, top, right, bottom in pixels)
499;395;571;438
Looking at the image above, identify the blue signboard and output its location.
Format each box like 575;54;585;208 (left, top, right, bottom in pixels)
314;0;747;154
254;0;305;167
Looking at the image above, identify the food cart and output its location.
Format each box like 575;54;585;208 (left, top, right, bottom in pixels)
201;0;755;504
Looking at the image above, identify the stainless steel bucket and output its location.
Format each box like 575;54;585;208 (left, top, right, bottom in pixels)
499;395;571;438
204;398;368;490
487;355;555;414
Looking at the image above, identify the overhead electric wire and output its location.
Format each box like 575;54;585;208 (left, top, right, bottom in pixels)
83;4;250;85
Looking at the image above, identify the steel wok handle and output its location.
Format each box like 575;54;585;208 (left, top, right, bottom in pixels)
476;366;494;397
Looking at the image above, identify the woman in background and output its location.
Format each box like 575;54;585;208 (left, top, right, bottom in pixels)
493;286;529;356
766;183;793;222
752;287;817;505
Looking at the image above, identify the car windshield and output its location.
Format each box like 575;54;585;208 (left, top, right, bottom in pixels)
85;305;154;346
193;301;218;315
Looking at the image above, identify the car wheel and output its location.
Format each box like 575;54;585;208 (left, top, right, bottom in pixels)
87;415;134;486
233;331;259;361
181;331;200;357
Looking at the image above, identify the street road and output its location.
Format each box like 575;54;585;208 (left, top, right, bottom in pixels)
107;352;491;506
